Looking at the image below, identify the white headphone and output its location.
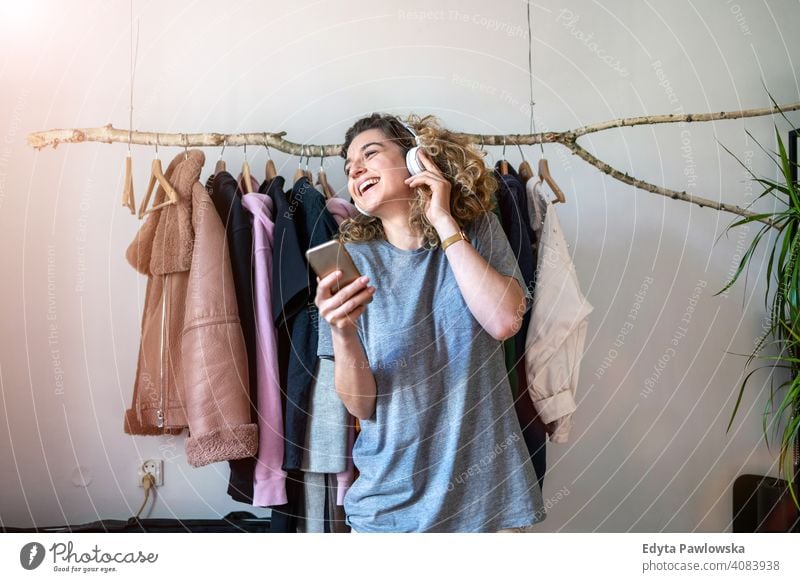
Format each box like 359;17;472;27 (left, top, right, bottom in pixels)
354;120;424;217
400;121;425;177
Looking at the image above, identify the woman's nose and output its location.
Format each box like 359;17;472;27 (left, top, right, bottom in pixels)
349;165;366;179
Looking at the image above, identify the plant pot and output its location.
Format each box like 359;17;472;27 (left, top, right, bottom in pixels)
755;477;800;532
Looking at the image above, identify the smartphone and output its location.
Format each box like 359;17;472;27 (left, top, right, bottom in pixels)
306;239;362;293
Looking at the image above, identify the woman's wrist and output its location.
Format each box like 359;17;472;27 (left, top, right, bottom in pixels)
331;325;359;340
432;215;459;239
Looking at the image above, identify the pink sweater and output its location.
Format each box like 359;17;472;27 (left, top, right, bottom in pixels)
326;197;356;225
241;192;288;506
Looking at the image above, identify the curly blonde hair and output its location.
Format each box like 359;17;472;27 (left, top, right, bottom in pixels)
337;113;497;249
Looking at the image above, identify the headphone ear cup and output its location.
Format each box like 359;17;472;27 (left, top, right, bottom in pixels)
353;201;373;217
406;146;423;176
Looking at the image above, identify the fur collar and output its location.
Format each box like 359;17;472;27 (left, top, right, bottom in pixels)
126;150;205;276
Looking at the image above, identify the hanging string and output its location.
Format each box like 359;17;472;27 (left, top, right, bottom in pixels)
526;1;544;155
128;0;140;155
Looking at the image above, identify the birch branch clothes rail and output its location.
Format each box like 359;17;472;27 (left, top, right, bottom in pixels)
26;101;800;226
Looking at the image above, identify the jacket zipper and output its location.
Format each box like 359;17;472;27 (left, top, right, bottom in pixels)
157;276;167;428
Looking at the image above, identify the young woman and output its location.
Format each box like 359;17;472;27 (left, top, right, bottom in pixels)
314;113;545;533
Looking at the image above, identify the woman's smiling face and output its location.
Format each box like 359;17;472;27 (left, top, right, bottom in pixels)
344;128;413;216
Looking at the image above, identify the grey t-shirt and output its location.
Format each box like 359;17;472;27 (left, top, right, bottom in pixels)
317;211;545;532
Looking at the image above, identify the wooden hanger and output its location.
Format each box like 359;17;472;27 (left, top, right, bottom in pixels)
264;139;277;181
121;153;136;214
303;148;313;182
137;135;179;219
214;138;227;175
538;157;566;204
293;146;306;184
293;164;304;183
316;155;335;199
516;143;533;184
241;143;253;194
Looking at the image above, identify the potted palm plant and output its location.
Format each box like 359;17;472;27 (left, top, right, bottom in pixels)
715;97;800;531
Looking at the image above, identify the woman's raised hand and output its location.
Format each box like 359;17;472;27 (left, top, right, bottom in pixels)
405;149;453;230
315;271;375;335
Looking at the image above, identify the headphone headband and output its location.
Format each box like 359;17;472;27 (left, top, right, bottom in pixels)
398;120;421;145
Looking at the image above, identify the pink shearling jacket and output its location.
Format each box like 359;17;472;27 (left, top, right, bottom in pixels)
124;149;258;467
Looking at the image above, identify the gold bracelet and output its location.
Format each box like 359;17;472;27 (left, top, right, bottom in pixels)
441;230;469;253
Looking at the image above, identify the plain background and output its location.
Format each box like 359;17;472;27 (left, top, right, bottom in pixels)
0;0;799;532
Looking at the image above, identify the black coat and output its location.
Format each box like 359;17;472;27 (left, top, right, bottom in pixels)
208;172;258;504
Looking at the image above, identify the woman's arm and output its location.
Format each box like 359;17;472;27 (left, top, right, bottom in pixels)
316;271;378;419
331;327;376;419
406;149;526;341
434;216;526;341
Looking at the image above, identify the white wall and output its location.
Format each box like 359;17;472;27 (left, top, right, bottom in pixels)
0;0;798;531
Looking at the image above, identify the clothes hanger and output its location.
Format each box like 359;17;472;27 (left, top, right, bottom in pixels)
304;148;313;182
478;136;488;169
214;138;227;174
538;156;566;204
500;136;509;175
263;135;277;181
122;18;138;216
121;152;136;214
241;142;253;193
516;143;533;184
137;133;179;219
293;145;305;184
316;153;335;199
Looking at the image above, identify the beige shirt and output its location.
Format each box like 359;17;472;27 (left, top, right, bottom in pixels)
524;178;593;444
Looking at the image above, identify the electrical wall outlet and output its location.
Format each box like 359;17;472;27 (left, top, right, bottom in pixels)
137;459;164;487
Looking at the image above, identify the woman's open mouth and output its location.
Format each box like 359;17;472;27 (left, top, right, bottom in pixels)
359;177;380;196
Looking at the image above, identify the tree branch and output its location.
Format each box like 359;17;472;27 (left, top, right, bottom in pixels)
563;138;776;228
26;101;800;227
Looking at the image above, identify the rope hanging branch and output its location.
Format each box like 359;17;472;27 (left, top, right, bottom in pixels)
26;101;800;227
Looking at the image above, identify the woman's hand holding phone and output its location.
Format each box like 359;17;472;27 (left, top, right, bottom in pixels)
315;271;376;336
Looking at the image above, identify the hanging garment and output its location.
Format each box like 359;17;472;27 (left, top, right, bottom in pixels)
268;469;305;534
264;174;298;434
317;212;546;532
269;175;305;427
270;175;306;323
492;173;548;488
324;472;351;533
124;150;257;466
281;177;339;471
517;174;550;488
300;196;357;507
524;180;593;443
513;356;547;492
302;472;327;533
208;171;258;504
241;191;288;507
325;196;356;224
494;162;536;357
258;176;304;532
301;359;354;503
299;471;352;533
